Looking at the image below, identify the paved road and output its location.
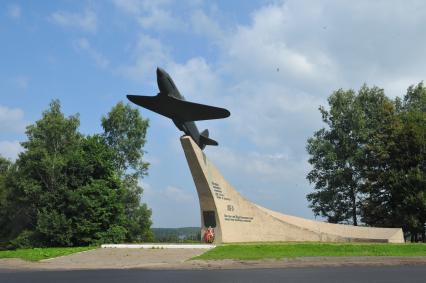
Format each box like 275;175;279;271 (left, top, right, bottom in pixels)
1;265;426;283
3;248;426;270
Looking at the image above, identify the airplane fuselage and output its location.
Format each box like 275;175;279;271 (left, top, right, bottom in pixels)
156;68;202;146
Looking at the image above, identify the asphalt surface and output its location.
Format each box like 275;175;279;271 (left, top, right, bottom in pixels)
1;265;426;283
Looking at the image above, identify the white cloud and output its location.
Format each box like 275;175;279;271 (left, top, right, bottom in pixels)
164;186;195;203
113;0;186;31
222;3;338;94
224;82;324;149
0;141;23;161
118;34;170;82
0;105;26;134
190;9;223;41
168;58;223;103
141;181;195;204
137;8;179;31
209;146;308;184
380;77;423;99
112;0;141;14
8;4;21;19
50;9;97;32
168;0;426;152
141;179;199;227
73;38;109;69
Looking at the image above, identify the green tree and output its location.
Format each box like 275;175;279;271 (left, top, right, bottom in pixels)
1;100;141;247
308;83;426;241
102;102;153;242
64;135;127;245
2;100;82;245
306;85;392;225
101;102;149;177
0;157;13;243
361;83;426;241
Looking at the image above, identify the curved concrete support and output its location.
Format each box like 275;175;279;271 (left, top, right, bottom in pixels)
181;136;404;244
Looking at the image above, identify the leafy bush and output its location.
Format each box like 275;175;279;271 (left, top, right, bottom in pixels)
96;225;128;244
9;230;37;249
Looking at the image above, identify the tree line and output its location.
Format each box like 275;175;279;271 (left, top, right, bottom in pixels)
0;100;153;249
307;83;426;242
152;227;201;243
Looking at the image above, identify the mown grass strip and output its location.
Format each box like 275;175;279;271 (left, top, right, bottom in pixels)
0;246;96;261
194;243;426;260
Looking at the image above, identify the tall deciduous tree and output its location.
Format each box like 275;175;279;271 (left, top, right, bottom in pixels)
306;85;391;225
101;102;153;242
101;102;149;177
4;100;82;245
361;83;426;241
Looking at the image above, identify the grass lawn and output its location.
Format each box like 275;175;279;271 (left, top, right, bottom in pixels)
194;242;426;260
0;246;96;261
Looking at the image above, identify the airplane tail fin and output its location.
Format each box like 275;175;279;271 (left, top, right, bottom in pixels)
199;129;218;149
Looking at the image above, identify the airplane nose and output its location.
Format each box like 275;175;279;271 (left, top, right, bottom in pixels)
156;67;165;78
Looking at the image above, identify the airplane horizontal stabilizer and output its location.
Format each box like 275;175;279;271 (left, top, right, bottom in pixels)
127;94;230;122
200;129;218;146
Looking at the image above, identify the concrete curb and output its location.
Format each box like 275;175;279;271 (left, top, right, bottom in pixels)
101;244;215;249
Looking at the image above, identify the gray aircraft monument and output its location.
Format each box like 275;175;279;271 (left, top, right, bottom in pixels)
127;68;404;244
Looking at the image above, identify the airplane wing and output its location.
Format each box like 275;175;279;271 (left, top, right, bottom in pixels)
127;94;230;122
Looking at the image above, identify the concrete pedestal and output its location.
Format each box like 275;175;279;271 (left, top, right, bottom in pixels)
181;136;404;244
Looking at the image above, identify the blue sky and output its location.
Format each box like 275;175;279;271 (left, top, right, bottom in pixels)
2;0;426;227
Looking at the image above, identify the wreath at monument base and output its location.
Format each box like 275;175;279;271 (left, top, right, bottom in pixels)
203;227;215;243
